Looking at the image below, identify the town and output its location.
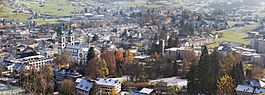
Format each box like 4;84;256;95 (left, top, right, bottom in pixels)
0;0;265;95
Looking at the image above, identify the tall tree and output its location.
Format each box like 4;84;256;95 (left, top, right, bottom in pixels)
86;58;109;79
87;47;96;63
124;49;134;64
116;49;124;75
217;74;236;95
187;64;199;94
37;65;55;94
179;50;198;77
187;46;217;94
98;58;109;77
224;52;241;73
101;51;116;75
90;84;100;95
115;49;124;63
249;64;265;80
91;34;99;42
167;35;179;48
230;63;245;85
210;50;222;93
60;79;76;95
54;51;74;69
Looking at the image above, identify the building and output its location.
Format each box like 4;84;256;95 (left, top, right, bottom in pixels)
250;39;265;53
138;88;155;95
95;78;121;94
241;52;261;64
165;47;190;60
56;68;82;81
76;78;94;95
149;76;187;88
189;38;214;47
236;79;265;94
16;55;53;71
65;45;90;65
59;31;75;50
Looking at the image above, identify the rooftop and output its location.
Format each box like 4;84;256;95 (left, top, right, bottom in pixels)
76;78;93;92
95;78;120;87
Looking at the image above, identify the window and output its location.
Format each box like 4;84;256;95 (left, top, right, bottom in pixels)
79;53;83;58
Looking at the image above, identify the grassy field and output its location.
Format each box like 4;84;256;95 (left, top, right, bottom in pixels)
0;6;31;20
2;0;164;20
208;30;249;48
23;0;83;16
215;30;249;45
208;21;260;48
33;19;59;25
119;1;162;8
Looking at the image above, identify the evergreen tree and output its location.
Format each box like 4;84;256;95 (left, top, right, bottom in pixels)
210;50;222;93
167;35;179;48
91;34;99;42
187;64;199;94
187;46;219;94
87;47;96;63
230;63;245;85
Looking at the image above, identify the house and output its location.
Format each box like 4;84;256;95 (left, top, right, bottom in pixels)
95;78;121;94
138;88;155;95
56;68;82;81
236;79;265;94
76;78;94;95
248;31;259;38
149;76;187;88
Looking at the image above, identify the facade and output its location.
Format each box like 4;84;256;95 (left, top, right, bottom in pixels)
165;47;189;60
59;31;75;50
65;45;90;65
16;55;53;71
95;78;121;94
241;52;261;64
250;39;265;53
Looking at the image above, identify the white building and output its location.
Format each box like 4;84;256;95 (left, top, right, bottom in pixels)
149;76;187;88
95;78;121;94
65;45;90;65
16;55;53;70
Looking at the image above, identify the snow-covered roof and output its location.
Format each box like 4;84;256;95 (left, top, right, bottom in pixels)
76;79;93;92
134;55;150;59
236;84;265;94
236;85;254;93
165;47;187;51
150;76;187;87
95;78;120;87
57;68;82;78
75;78;82;83
66;45;89;50
21;55;45;60
139;88;154;94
